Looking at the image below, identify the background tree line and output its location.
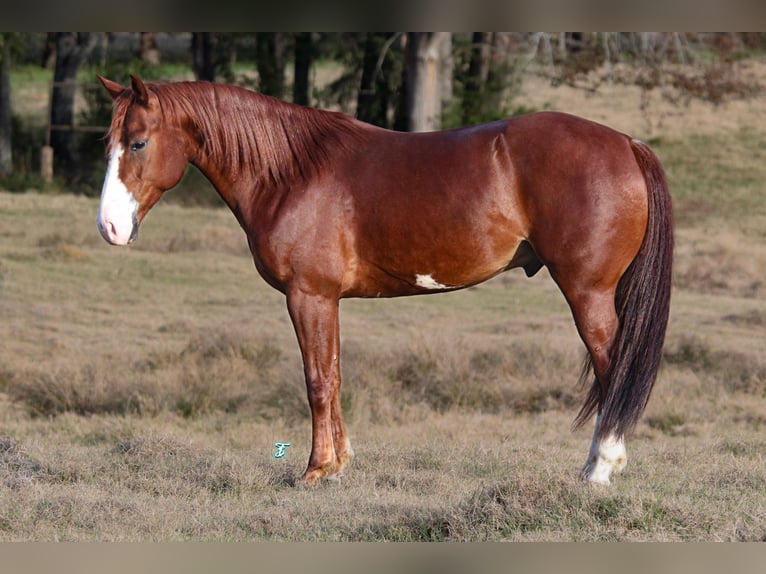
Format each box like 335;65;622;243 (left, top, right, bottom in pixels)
1;32;764;193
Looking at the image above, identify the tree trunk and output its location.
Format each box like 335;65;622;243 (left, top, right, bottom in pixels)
293;33;313;106
191;33;215;81
0;37;12;176
485;33;513;111
42;32;56;69
140;32;160;67
462;32;491;124
356;32;397;127
459;32;521;125
439;33;453;118
256;33;285;98
405;32;451;132
50;32;95;175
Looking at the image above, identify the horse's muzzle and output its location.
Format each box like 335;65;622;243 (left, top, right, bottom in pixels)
97;210;139;245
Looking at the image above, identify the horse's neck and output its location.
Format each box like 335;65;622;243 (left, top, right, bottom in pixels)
183;103;269;213
185;92;363;219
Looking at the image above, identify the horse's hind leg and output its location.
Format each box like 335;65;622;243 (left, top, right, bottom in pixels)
557;285;627;485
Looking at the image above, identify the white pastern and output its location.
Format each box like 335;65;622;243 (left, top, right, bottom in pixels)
97;144;139;245
344;436;355;460
580;416;627;486
415;274;449;290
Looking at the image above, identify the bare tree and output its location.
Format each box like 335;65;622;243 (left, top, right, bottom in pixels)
140;32;160;67
356;32;404;127
191;33;215;81
50;32;96;175
406;32;452;132
0;35;12;176
293;33;313;106
41;32;56;69
484;33;516;111
461;32;491;124
191;33;238;82
439;32;454;118
456;32;523;126
256;33;286;98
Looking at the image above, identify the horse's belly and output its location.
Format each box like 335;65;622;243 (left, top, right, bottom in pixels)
344;236;525;298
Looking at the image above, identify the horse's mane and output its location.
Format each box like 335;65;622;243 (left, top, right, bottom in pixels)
108;81;367;188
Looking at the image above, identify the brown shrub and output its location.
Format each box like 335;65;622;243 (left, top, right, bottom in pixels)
6;331;307;421
664;335;766;396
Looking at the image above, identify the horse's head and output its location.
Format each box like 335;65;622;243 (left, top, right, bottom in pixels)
96;75;189;245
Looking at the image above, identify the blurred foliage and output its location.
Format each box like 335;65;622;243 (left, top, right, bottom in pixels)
2;32;766;197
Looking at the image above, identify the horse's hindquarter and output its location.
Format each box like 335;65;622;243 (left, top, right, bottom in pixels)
502;112;649;288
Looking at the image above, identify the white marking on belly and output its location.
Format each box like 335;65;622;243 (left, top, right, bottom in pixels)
415;274;448;290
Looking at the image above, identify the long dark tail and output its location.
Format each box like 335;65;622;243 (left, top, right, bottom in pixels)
574;138;674;440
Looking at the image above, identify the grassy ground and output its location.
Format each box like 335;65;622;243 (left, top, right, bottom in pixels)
1;65;765;541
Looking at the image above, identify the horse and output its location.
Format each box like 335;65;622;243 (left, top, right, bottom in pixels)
96;74;673;486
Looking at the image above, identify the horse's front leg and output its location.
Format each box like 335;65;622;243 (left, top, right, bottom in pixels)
286;287;353;484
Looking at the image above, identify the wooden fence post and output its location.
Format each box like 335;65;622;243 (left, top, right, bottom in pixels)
41;145;54;183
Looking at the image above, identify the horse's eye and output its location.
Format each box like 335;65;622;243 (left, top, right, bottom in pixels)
130;140;147;152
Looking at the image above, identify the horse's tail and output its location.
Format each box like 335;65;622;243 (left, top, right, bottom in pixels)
574;137;674;440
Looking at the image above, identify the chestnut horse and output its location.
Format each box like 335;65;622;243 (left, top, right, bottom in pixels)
96;75;672;486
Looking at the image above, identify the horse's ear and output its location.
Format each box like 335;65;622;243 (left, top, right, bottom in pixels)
129;74;149;105
97;75;125;101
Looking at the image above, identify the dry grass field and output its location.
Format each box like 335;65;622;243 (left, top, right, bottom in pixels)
1;62;765;541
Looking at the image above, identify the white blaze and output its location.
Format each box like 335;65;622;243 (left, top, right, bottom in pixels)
97;144;139;245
